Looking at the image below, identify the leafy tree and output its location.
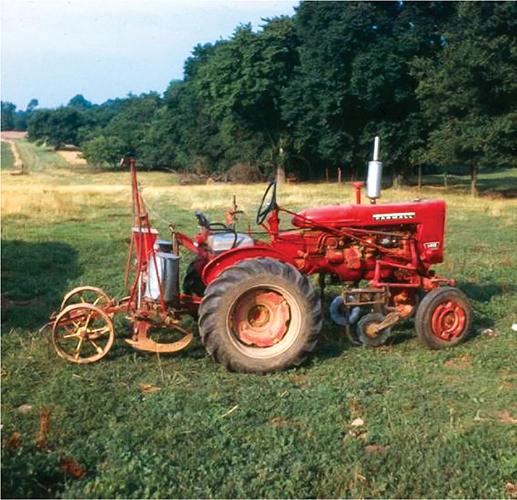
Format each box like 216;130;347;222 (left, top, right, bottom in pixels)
79;93;162;167
27;110;51;141
194;18;299;181
142;81;225;171
68;94;93;110
103;93;161;160
282;2;383;177
412;2;517;195
283;1;454;182
82;135;126;167
28;108;84;146
26;99;39;113
1;101;16;131
19;2;515;186
13;112;28;131
75;98;127;145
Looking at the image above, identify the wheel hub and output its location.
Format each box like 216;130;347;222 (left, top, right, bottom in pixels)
248;305;271;328
356;312;392;347
365;323;381;338
231;289;290;347
78;327;89;339
431;300;466;341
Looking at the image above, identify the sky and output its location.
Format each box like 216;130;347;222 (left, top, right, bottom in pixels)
1;0;299;110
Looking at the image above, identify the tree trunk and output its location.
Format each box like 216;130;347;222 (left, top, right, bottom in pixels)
443;167;448;191
276;165;286;184
392;169;401;189
470;165;479;197
276;144;286;184
417;164;422;191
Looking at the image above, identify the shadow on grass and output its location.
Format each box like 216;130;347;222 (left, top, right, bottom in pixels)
1;240;81;330
459;281;515;302
458;280;514;339
405;168;517;198
1;446;65;499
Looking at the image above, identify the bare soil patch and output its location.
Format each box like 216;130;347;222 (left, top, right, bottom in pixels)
1;131;27;141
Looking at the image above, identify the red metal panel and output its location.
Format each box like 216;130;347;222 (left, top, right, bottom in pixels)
201;245;296;284
291;200;446;265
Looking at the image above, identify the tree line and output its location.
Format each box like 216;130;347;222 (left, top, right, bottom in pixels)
2;1;516;194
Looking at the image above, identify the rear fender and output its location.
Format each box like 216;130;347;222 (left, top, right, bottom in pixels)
201;245;295;285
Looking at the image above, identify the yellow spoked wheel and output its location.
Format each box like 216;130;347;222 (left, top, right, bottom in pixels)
52;303;114;364
60;286;112;311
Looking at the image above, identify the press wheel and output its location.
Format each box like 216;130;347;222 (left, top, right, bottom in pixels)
52;303;114;364
60;286;112;311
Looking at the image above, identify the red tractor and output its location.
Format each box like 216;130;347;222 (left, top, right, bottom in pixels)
47;138;471;373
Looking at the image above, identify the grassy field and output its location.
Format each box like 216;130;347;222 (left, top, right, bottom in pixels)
2;141;517;498
14;140;70;171
1;141;15;170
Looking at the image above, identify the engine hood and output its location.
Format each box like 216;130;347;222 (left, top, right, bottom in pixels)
291;200;445;228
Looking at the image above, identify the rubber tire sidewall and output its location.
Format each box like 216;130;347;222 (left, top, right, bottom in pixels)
415;287;471;350
199;258;322;373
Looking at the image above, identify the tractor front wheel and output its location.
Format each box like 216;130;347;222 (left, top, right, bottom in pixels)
199;258;322;373
415;287;471;349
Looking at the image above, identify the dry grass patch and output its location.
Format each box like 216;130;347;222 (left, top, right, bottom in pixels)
3;170;516;226
1;183;129;221
56;150;87;165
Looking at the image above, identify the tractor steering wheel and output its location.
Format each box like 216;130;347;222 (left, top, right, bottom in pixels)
256;180;278;225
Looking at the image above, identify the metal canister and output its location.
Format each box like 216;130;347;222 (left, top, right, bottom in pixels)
155;240;173;253
144;252;180;304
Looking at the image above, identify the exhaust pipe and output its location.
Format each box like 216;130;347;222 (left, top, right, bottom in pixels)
367;136;383;204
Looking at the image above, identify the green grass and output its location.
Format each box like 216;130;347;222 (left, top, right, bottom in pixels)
1;152;517;498
414;167;517;198
1;141;15;170
15;140;70;171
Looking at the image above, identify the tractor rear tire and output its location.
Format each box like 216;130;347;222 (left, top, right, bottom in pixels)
199;258;322;373
415;287;471;349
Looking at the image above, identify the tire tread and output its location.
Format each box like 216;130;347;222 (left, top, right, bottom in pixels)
199;258;322;373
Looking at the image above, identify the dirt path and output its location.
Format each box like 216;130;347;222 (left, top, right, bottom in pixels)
1;131;28;173
1;139;25;173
